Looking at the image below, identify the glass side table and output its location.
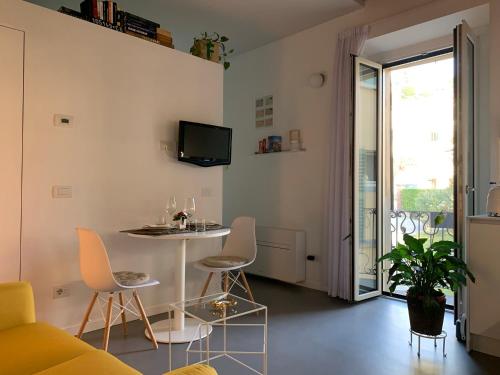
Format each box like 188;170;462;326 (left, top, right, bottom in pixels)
168;293;268;375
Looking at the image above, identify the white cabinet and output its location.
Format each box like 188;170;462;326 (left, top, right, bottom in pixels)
0;25;23;282
467;216;500;357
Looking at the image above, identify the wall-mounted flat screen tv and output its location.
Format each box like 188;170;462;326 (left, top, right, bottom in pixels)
178;121;232;167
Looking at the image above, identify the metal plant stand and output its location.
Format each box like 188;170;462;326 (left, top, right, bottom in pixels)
409;329;447;357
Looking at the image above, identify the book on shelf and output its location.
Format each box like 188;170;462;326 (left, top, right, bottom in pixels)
122;12;159;29
156;28;173;47
124;30;160;45
125;25;156;39
59;6;82;18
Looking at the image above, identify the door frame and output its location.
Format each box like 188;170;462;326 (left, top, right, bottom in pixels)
380;48;456;310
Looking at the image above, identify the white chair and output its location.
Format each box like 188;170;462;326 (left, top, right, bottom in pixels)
195;217;257;302
76;228;159;351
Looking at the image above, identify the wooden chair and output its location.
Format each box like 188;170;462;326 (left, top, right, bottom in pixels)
76;228;159;351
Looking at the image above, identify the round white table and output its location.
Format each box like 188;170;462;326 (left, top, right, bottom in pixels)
127;228;231;343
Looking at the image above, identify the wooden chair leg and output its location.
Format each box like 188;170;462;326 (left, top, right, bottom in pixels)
77;291;98;338
133;290;159;350
118;292;128;337
102;292;114;351
240;271;255;303
224;271;229;293
201;272;214;297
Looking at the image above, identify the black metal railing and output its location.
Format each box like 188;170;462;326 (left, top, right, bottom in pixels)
390;210;454;248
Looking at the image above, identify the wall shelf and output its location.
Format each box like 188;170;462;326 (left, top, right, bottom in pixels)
253;149;306;156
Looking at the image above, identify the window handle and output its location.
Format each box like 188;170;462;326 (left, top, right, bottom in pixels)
465;185;475;194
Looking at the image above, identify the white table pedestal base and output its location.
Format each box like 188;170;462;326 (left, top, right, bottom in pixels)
145;318;213;344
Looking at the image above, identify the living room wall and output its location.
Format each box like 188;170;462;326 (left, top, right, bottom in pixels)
223;0;496;291
0;0;224;331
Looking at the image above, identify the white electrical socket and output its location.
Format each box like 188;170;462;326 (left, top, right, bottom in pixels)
53;286;70;299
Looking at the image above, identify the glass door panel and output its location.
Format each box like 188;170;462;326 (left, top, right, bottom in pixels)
353;57;382;301
454;20;477;338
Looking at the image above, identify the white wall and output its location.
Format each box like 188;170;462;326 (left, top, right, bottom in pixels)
223;0;495;290
0;0;223;332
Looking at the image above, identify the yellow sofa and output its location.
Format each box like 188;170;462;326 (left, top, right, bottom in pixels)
0;282;217;375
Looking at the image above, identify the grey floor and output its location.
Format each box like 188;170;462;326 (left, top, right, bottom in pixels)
82;276;500;375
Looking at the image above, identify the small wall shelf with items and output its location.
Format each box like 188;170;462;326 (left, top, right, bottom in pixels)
58;1;173;49
255;129;304;156
253;149;306;156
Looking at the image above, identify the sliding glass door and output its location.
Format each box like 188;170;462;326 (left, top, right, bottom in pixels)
352;57;383;301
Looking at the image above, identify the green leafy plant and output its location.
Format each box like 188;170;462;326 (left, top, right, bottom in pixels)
377;214;475;298
190;32;234;70
173;211;190;221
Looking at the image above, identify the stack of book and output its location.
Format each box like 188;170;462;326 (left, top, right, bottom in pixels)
58;3;174;49
156;28;173;48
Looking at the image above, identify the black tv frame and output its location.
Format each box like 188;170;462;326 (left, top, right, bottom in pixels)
177;120;232;167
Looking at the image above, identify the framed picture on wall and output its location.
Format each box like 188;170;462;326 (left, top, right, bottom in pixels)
255;94;273;128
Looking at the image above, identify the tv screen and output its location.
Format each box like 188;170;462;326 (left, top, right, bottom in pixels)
178;121;232;167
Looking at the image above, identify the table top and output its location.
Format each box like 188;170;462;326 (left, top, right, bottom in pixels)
121;225;230;240
170;293;266;324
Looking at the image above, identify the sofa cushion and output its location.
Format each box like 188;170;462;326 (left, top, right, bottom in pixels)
0;322;94;375
113;271;150;286
34;350;141;375
201;256;248;268
0;281;35;331
164;364;218;375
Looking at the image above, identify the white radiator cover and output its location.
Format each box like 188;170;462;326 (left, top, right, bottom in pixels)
246;226;306;283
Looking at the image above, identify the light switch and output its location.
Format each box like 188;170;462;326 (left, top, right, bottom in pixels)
54;114;74;128
52;186;72;198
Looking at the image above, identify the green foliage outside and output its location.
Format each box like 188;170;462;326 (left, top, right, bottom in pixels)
400;187;453;212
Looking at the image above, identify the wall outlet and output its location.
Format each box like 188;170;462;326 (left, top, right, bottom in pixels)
53;286;70;299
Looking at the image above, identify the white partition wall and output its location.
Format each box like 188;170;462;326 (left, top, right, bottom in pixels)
0;25;23;283
0;0;223;332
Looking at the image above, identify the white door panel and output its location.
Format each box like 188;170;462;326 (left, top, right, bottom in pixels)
0;25;24;282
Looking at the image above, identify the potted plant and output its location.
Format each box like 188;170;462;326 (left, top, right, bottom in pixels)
377;215;475;336
173;211;190;230
190;32;234;70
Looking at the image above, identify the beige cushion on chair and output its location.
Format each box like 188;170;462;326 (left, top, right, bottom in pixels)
201;256;248;268
113;271;150;286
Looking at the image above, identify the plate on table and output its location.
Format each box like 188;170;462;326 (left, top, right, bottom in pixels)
143;224;175;229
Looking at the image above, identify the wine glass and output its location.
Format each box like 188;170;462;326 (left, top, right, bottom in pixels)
184;197;196;228
165;196;177;224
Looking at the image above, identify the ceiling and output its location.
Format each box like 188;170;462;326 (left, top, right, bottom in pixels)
26;0;365;54
364;3;490;58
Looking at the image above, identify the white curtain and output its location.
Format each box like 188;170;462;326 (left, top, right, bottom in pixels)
327;25;369;301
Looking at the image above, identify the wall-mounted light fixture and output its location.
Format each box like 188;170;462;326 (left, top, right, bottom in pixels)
308;73;326;88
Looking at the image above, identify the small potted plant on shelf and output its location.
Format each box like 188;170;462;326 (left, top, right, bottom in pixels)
377;214;475;336
190;32;234;70
173;211;190;230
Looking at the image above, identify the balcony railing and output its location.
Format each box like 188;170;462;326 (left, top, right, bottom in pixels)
390;210;454;248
